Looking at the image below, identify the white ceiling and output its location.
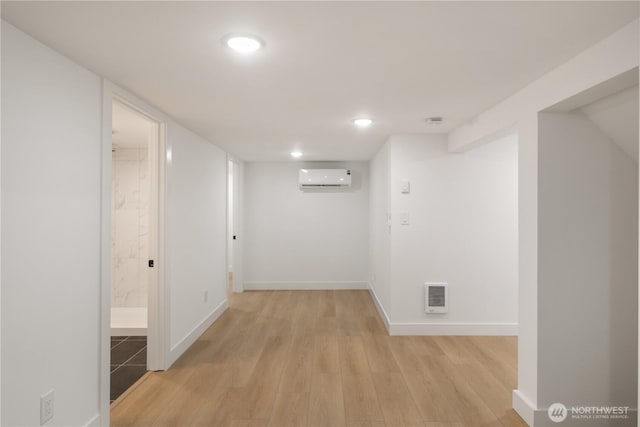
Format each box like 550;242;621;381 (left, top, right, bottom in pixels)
112;101;152;150
3;1;638;161
580;86;639;163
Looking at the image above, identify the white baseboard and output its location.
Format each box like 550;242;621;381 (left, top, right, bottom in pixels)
83;413;100;427
513;389;535;426
367;284;516;336
244;281;369;291
388;322;518;336
368;284;391;332
168;299;229;367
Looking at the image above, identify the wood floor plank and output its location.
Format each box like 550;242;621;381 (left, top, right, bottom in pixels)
150;364;232;426
338;336;370;374
342;373;384;423
241;335;291;419
111;374;177;427
372;372;423;427
318;290;337;317
498;410;529;427
231;321;272;387
268;392;310;426
111;290;520;427
389;337;462;423
278;334;314;393
314;316;340;336
419;353;498;426
230;420;269;427
362;334;400;373
430;336;475;365
347;422;386;427
409;336;447;358
313;335;340;374
308;373;346;427
423;423;465;427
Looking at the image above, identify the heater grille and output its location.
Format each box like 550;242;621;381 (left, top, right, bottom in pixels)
424;282;448;313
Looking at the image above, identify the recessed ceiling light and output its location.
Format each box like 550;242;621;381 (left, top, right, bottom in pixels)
223;34;264;54
290;151;303;158
353;118;373;127
425;116;444;124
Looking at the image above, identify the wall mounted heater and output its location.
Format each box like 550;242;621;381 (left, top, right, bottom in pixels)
299;169;352;190
424;282;448;313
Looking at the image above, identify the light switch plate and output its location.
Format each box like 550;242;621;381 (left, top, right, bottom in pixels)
401;180;410;194
400;212;410;225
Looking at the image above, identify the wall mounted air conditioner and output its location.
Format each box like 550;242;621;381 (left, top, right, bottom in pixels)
299;169;352;190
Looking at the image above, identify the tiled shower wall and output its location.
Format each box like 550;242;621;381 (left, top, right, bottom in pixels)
112;148;149;308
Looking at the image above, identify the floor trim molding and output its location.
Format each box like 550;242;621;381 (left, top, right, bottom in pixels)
244;281;369;291
389;322;518;336
368;285;391;333
168;299;228;367
367;284;517;336
83;413;100;427
513;389;535;426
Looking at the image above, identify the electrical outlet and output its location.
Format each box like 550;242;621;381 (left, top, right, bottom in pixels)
203;290;208;302
40;390;54;425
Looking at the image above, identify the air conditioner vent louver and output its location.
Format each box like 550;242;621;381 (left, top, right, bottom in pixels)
425;282;448;314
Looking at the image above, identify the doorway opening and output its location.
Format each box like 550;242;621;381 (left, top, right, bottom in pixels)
227;157;243;296
227;160;234;297
109;99;159;403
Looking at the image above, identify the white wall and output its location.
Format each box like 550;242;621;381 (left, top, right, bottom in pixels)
243;162;369;290
579;85;639;163
166;123;228;364
1;22;102;426
444;19;639;425
385;134;519;334
112;148;150;309
513;116;539;419
537;112;637;419
369;143;392;324
2;22;232;423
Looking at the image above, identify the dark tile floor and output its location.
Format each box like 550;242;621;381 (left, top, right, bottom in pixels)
110;336;147;403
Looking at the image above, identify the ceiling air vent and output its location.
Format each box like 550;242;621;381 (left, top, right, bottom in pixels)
424;282;448;314
425;116;444;125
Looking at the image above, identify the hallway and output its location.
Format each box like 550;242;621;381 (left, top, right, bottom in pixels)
110;290;525;426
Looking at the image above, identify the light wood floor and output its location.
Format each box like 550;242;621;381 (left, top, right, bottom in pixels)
111;290;527;427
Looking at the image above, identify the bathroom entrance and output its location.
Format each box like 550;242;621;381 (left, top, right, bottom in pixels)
109;99;160;403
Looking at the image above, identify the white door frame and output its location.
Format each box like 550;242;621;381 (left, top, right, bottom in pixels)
227;155;243;293
100;80;169;423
